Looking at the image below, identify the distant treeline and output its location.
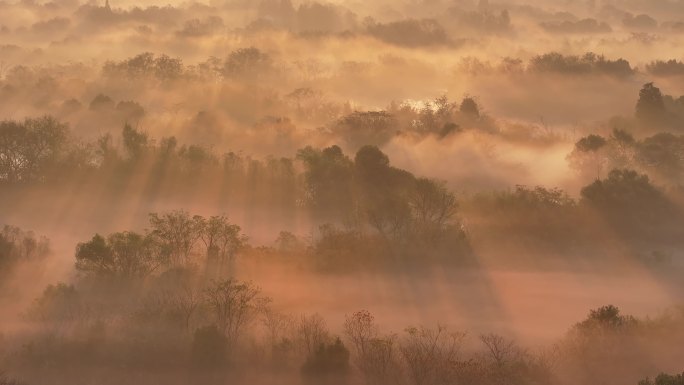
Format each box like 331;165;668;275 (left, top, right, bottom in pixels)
2;105;684;265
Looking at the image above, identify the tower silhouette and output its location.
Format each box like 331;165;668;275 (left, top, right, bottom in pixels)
105;0;111;10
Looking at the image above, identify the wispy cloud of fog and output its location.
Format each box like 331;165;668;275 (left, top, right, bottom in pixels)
2;1;684;384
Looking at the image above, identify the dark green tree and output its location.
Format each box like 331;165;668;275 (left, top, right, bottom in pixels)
191;325;228;368
0;116;69;183
297;145;355;217
122;124;149;159
567;134;608;179
75;232;166;280
636;82;667;124
460;96;480;118
639;373;684;385
301;338;350;384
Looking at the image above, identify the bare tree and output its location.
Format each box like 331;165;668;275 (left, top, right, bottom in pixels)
410;178;459;239
262;309;294;348
296;313;330;356
532;343;561;376
344;310;378;357
356;335;401;385
171;287;202;332
400;325;467;385
203;279;268;347
478;333;531;384
479;333;523;368
148;210;203;266
344;311;406;385
196;215;247;272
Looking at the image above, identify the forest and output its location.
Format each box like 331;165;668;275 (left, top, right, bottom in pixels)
2;0;684;384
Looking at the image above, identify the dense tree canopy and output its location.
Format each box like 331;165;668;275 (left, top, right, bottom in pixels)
0;117;70;183
75;232;165;280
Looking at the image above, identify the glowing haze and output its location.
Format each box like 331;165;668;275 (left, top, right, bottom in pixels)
1;1;684;385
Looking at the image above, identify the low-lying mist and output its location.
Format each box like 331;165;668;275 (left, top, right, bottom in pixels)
2;1;684;385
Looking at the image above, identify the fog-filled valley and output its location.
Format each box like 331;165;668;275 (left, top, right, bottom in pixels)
2;1;684;384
